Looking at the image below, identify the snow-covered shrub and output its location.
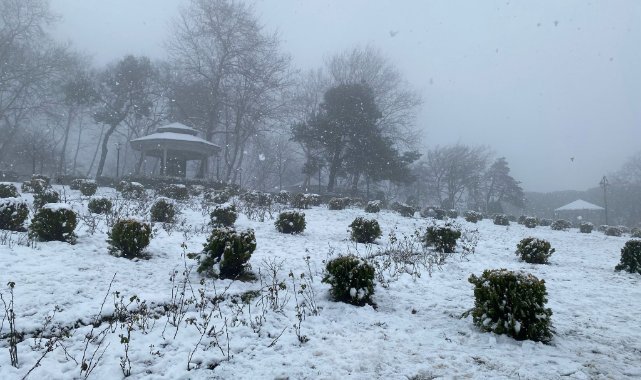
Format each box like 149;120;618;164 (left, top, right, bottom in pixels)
391;202;415;217
364;200;381;213
515;237;555;264
423;223;462;253
468;269;553;342
322;255;375;306
117;181;145;199
33;188;60;209
21;178;48;194
349;217;382;244
434;208;447;220
616;225;630;234
517;215;527;225
539;218;552;227
273;190;290;204
241;191;272;206
150;198;176;223
551;219;572;231
274;210;306;234
579;222;593;233
31;174;51;185
69;178;84;190
210;203;237;227
0;198;29;231
158;183;189;200
0;183;19;198
204;190;231;204
79;180;98;196
631;228;641;238
291;193;311;209
447;209;459;219
188;184;205;197
597;225;608;233
605;226;622;237
199;227;256;279
107;219;152;258
493;214;510;226
328;197;348;210
615;240;641;275
464;211;482;223
524;217;538;228
88;197;113;214
29;204;77;243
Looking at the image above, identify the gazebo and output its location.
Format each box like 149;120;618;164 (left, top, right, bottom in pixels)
130;122;220;177
554;199;605;225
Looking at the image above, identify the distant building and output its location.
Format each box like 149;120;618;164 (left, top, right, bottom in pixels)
554;199;605;225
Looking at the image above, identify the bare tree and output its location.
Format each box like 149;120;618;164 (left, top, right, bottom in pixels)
0;0;70;165
416;144;492;209
168;0;291;181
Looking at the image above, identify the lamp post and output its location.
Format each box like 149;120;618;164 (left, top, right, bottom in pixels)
599;176;609;225
115;142;121;178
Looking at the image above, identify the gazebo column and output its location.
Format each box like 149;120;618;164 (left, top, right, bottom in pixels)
162;147;168;176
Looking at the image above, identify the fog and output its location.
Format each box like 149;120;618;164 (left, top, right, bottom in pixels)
49;0;641;192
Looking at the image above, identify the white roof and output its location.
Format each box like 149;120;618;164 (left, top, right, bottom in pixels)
555;199;604;211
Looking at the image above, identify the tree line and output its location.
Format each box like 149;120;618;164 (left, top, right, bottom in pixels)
1;0;527;213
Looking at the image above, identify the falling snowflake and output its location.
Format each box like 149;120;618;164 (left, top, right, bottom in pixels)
258;153;266;161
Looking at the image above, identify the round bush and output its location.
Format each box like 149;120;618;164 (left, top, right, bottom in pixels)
615;240;641;275
107;219;152;258
241;191;272;206
79;180;98;196
158;184;189;200
204;190;231;204
29;204;77;243
273;190;290;204
447;209;459;219
539;218;552;227
210;204;237;227
391;202;415;217
423;223;462;253
150;198;177;223
33;189;60;210
21;179;48;194
364;200;381;213
275;211;306;234
605;226;622;237
517;215;527;225
468;269;553;343
328;197;347;210
199;227;256;279
349;217;382;244
631;228;641;238
515;237;555;264
524;217;538;229
69;178;84;190
322;255;375;306
0;198;29;231
579;222;593;233
117;181;145;199
551;219;572;231
464;211;482;223
0;183;19;198
493;214;510;226
88;197;113;214
616;225;631;234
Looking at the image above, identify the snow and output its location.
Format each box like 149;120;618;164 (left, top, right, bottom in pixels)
1;185;640;379
130;132;218;146
42;203;74;212
555;199;604;211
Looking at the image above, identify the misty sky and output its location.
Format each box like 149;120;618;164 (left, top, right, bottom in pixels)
50;0;641;192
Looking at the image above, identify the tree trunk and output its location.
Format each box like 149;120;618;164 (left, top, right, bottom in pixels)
58;107;76;175
95;123;118;178
351;172;360;194
72;113;85;174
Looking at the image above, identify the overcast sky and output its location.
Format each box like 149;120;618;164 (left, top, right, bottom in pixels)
50;0;641;192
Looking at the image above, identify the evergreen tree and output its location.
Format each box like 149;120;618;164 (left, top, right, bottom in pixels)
483;157;525;212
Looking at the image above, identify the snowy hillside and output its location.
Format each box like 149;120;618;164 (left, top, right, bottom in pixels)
1;185;640;379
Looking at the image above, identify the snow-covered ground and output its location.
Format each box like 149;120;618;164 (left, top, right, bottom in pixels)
1;185;640;379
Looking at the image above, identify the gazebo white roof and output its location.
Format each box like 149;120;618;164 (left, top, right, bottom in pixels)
555;199;604;211
130;122;219;159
